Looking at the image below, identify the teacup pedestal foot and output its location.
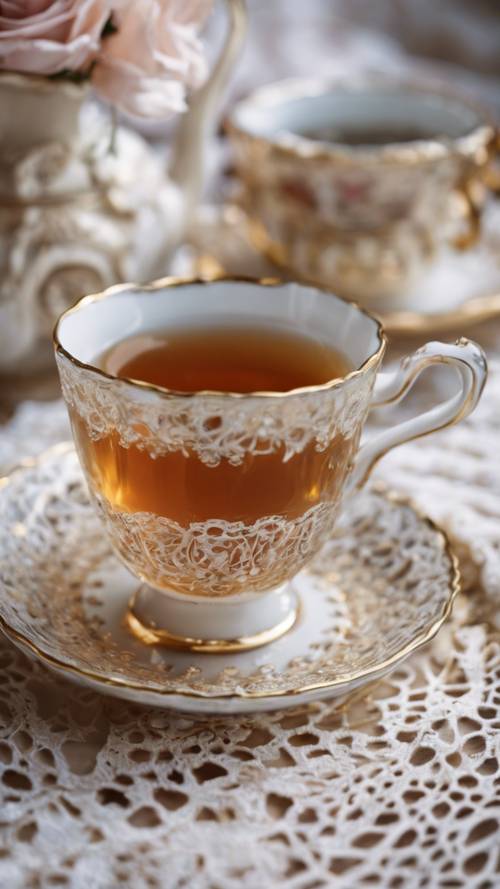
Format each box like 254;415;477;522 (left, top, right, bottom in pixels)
126;583;299;653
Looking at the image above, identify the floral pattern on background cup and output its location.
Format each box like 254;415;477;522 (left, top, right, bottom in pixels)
227;79;496;305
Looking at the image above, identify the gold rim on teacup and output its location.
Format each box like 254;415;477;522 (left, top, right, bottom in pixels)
53;274;387;399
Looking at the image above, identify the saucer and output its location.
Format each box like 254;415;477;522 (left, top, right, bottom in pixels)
0;443;459;714
185;203;500;337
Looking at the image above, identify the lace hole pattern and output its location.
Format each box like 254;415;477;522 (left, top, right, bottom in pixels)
1;363;500;887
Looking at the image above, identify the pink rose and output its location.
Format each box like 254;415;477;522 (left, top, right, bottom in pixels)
92;0;213;119
0;0;112;75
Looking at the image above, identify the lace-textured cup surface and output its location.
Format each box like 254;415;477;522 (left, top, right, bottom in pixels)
54;279;384;600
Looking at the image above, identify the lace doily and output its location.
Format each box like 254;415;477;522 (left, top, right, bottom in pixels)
1;363;500;887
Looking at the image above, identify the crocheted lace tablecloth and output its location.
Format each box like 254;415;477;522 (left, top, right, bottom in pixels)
1;356;500;889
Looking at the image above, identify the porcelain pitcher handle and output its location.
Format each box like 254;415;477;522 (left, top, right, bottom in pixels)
349;338;488;491
169;0;247;227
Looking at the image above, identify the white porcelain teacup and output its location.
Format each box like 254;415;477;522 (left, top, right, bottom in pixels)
54;277;487;652
227;79;496;305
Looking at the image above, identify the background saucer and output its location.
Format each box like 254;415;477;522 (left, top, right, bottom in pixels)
0;444;458;713
181;202;500;336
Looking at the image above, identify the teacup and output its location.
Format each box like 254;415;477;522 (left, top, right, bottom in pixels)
54;277;487;651
227;79;496;304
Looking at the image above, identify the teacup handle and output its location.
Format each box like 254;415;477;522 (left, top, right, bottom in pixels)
452;130;500;250
452;178;482;250
349;338;487;491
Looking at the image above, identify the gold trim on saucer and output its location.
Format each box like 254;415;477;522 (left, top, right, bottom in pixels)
126;598;299;653
0;444;460;704
189;210;500;339
192;248;500;338
0;526;459;700
381;291;500;336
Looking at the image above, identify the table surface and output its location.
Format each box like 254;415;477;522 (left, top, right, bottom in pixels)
2;9;500;886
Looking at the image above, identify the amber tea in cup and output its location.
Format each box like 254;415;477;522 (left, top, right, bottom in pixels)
54;277;487;651
84;326;353;537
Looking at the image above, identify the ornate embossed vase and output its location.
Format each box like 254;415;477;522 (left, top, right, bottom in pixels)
0;0;246;373
54;276;487;653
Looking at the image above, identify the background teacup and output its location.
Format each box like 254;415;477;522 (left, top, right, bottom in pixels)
54;278;487;652
227;79;496;305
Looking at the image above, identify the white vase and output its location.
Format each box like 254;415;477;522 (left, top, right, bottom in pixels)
0;0;246;374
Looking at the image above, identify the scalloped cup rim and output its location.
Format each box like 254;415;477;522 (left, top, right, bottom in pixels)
53;274;387;401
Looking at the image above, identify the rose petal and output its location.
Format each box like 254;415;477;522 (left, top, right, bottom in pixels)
0;0;112;72
0;0;212;118
0;1;54;19
92;0;212;118
93;55;187;118
0;33;99;75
